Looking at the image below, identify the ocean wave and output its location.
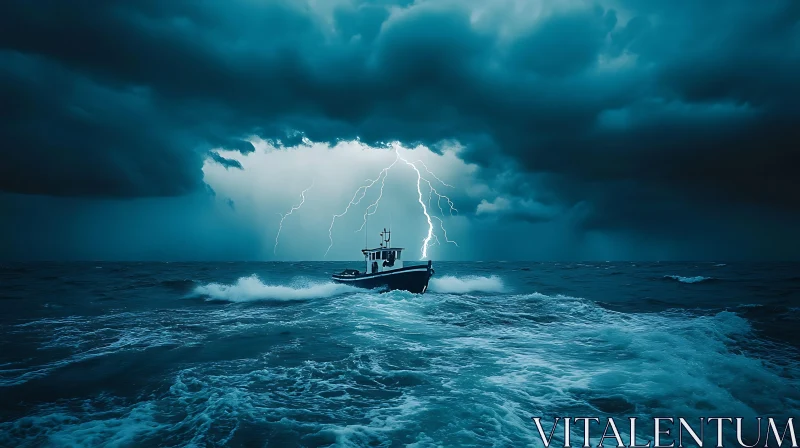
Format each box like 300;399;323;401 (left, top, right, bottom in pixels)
4;263;800;446
0;352;432;447
445;294;799;434
0;398;167;448
663;275;715;284
193;275;357;302
1;312;207;387
160;279;197;293
3;287;800;447
428;275;505;294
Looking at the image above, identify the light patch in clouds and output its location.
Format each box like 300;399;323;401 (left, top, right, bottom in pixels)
201;139;480;261
476;196;561;222
476;196;513;214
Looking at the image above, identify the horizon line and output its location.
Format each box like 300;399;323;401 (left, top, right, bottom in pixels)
0;259;796;263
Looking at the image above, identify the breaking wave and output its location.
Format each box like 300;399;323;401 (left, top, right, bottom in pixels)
664;275;715;284
4;262;800;446
193;275;357;302
429;275;505;294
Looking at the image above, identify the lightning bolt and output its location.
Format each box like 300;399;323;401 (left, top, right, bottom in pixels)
432;215;458;247
326;156;399;257
274;181;314;255
421;177;458;248
357;157;396;232
395;151;435;259
325;144;458;260
416;159;454;188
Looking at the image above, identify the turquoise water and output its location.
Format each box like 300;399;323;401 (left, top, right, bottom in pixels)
0;262;798;446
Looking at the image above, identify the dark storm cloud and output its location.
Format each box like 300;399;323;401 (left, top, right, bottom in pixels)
0;50;203;197
207;152;243;171
1;0;798;233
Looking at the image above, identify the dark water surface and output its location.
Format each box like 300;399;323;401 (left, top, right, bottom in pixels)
0;262;798;447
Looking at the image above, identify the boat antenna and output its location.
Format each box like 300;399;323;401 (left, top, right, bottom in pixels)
365;212;368;249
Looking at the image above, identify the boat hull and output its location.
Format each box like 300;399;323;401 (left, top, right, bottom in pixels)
331;264;433;294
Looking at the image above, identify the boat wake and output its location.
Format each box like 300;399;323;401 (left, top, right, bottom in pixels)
193;275;357;302
429;275;505;294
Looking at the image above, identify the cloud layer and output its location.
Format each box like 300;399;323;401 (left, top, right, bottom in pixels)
1;0;798;259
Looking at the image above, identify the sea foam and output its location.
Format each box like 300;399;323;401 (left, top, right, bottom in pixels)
664;275;714;284
429;275;505;294
193;275;356;302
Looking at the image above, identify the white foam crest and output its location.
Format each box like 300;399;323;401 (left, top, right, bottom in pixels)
440;297;799;430
193;275;357;302
429;275;505;294
336;290;437;334
317;395;428;447
0;400;167;447
665;274;714;283
157;355;428;445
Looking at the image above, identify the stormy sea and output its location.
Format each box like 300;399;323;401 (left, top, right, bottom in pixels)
0;261;798;447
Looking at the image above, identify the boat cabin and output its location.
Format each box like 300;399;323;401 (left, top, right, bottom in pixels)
361;229;404;274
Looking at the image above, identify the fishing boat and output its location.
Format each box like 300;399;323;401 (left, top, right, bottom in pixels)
331;228;434;293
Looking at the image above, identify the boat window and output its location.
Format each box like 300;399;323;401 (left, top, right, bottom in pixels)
382;251;388;260
396;251;401;260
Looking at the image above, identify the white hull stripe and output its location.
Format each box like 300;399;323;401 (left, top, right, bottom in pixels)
332;267;429;281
